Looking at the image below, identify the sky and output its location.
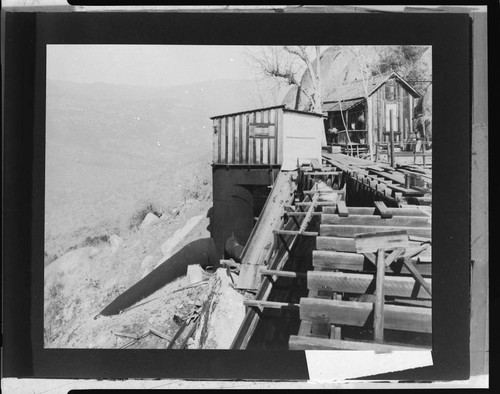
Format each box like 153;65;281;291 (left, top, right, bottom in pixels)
47;45;264;88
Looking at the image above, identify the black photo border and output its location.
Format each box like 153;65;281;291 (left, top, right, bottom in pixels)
3;11;470;381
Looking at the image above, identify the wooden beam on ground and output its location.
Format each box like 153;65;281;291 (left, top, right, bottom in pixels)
306;271;432;299
321;214;431;228
289;336;429;351
299;298;432;333
321;224;431;239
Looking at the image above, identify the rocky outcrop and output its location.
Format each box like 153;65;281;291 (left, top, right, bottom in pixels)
192;268;245;350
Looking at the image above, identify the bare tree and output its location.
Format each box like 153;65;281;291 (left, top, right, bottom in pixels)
349;46;381;160
247;46;323;113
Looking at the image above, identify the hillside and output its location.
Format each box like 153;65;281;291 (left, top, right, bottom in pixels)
45;78;277;265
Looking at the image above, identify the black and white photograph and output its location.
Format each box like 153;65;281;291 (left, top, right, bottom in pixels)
44;44;433;351
3;6;483;388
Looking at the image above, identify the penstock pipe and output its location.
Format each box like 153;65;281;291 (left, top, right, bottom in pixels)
98;237;219;317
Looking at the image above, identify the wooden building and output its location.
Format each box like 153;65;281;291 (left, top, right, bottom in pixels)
323;72;422;147
209;105;325;256
211;105;325;170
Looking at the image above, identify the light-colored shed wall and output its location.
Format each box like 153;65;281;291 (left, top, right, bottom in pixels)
281;112;324;170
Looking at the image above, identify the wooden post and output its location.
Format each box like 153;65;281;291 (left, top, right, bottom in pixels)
374;247;385;342
389;110;395;168
422;137;426;166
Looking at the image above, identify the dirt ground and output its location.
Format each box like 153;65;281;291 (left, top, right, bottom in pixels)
44;195;226;349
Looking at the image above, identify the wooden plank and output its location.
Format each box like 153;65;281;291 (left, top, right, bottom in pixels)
260;269;305;279
322;206;430;217
233;115;238;164
217;118;222;163
336;200;349;217
374;248;386;342
298;320;312;336
231;208;302;349
402;258;432;297
242;114;248;163
307;271;432;299
374;201;393;218
285;211;322;217
303;171;341;176
316;236;357;252
289;336;428;351
226;116;231;164
294;201;336;207
244;299;300;311
300;298;432;333
321;224;431;239
312;250;431;276
321;214;430;228
213;120;219;164
354;229;409;253
274;229;318;237
239;114;243;163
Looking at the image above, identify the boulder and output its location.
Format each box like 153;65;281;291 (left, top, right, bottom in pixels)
191;268;246;349
109;234;123;252
186;264;204;285
160;215;204;258
140;212;160;229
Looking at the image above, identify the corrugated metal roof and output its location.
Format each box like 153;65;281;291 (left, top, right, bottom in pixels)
323;97;365;112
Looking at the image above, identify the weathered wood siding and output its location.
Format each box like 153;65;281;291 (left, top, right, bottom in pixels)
371;77;416;143
213;107;283;165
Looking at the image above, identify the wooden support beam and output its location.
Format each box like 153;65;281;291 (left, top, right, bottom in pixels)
374;201;393;218
289;336;429;351
336;200;349;217
299;193;319;234
312;250;432;276
298;320;312;336
374;248;386;342
293;201;336;207
402;258;432;297
321;214;431;228
274;229;318;237
260;269;305;279
244;299;300;311
321;224;431;239
303;171;341;176
236;170;297;290
306;271;432;299
284;211;322;217
354;229;410;253
316;236;357;252
299;298;432;333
